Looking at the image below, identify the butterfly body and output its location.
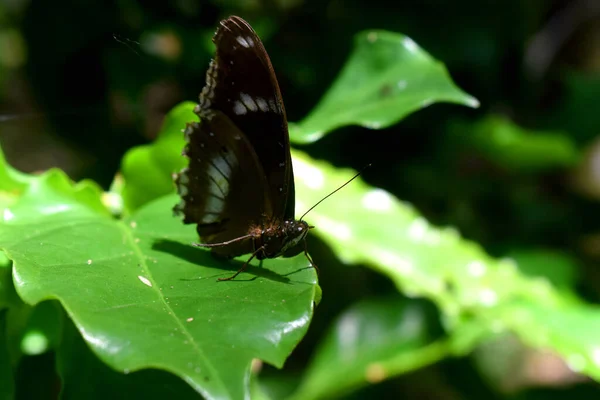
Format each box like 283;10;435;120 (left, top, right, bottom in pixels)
251;219;310;259
173;16;312;280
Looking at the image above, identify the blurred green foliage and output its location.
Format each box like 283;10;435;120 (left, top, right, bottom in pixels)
2;0;600;399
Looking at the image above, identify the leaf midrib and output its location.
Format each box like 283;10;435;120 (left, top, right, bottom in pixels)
119;219;230;397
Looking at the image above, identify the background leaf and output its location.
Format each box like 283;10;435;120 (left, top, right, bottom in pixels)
290;30;479;144
291;298;445;400
450;115;579;172
291;150;600;382
120;102;193;213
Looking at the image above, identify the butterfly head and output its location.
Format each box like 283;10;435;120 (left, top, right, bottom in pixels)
284;219;311;247
261;219;311;258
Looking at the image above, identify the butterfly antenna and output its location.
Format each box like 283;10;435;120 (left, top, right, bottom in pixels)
300;163;371;221
113;34;141;57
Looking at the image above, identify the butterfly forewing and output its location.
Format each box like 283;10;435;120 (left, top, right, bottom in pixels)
195;16;295;221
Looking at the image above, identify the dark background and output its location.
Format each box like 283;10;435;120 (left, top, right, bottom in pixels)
2;0;600;398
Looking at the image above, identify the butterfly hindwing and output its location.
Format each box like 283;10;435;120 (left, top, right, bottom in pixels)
174;110;273;257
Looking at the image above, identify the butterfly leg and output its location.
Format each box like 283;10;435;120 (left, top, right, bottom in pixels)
218;245;266;281
193;233;254;248
303;239;319;277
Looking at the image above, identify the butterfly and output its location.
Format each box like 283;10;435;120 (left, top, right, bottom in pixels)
173;16;314;281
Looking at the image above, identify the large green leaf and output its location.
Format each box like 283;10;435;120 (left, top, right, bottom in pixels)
0;157;318;400
290;30;479;143
290;150;600;382
290;298;446;400
57;317;200;399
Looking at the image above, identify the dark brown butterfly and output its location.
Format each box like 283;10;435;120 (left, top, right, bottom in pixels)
173;16;313;281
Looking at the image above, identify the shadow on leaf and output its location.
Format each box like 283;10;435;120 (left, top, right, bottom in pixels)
151;239;294;283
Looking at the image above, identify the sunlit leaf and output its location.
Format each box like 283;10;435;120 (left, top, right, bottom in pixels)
291;150;600;382
291;298;446;400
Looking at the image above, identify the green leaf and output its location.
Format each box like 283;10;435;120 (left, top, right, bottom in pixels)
120;102;194;213
508;249;579;291
290;298;447;400
451;115;579;172
57;317;200;399
0;162;318;399
511;301;600;376
0;311;14;400
290;150;600;382
290;30;479;143
0;256;18;311
0;143;31;194
3;171;109;224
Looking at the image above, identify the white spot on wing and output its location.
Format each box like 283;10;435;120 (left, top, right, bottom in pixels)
236;36;250;48
203;149;239;218
256;97;269;112
233;101;247;115
240;93;258;112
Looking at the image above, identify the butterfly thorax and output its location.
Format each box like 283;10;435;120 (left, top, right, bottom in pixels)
251;219;310;260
